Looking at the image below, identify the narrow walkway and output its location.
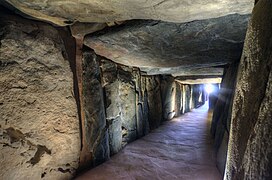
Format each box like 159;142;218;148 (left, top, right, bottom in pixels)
77;103;221;180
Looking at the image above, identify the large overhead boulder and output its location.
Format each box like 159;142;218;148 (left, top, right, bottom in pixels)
84;14;250;76
1;0;253;26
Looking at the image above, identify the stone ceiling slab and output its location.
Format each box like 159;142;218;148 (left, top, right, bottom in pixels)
84;14;250;75
142;67;224;76
175;75;222;84
175;78;222;84
1;0;254;26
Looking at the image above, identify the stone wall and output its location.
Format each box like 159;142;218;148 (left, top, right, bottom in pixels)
210;63;239;175
161;76;176;120
161;78;206;120
144;75;163;130
82;50;207;165
225;0;272;179
208;84;220;109
174;82;183;117
82;50;110;168
0;8;208;179
81;50;164;161
192;85;205;108
0;12;80;179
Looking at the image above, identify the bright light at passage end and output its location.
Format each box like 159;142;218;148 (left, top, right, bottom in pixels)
205;84;215;94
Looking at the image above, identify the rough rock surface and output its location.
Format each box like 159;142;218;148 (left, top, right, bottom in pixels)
144;67;224;76
208;84;220;109
225;0;272;179
76;104;221;180
161;76;176;120
184;85;192;113
145;76;163;130
192;85;205;108
174;82;182;117
104;65;163;144
84;14;249;75
82;50;110;168
82;51;208;161
90;53;164;156
118;66;138;145
176;76;222;85
1;0;253;26
0;12;80;179
160;77;205;120
100;59;122;155
211;63;239;175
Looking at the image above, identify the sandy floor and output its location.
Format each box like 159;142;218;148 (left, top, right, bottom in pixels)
76;103;221;180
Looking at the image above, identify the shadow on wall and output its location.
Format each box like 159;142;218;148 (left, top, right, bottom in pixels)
210;63;239;175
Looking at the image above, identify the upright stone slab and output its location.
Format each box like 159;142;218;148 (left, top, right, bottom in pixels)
225;1;272;179
211;63;239;175
174;82;182;117
100;59;122;155
118;66;137;145
82;50;110;167
0;13;80;179
146;76;163;129
161;76;176;120
192;85;205;108
184;85;192;113
140;76;150;135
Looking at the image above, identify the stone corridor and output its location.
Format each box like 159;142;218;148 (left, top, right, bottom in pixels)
77;103;221;180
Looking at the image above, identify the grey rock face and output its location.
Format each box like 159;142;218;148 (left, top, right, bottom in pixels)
161;76;176;120
145;76;163;130
174;83;182;117
82;51;110;167
211;63;239;175
192;85;205;109
1;0;253;26
225;0;272;179
160;78;206;120
184;85;192;113
85;14;249;75
99;56;163;153
0;13;80;179
208;84;220;109
118;66;138;145
101;60;122;155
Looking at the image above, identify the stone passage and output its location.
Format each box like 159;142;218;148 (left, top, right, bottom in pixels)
76;103;221;180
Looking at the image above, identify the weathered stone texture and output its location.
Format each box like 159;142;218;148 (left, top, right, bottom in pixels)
174;82;182;117
192;85;205;109
225;0;272;179
145;76;163;130
1;0;253;26
100;59;122;155
0;14;80;179
82;50;110;167
160;79;205;120
208;84;220;109
118;66;138;145
184;85;192;113
84;14;249;76
93;55;164;155
211;63;239;175
161;76;176;120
